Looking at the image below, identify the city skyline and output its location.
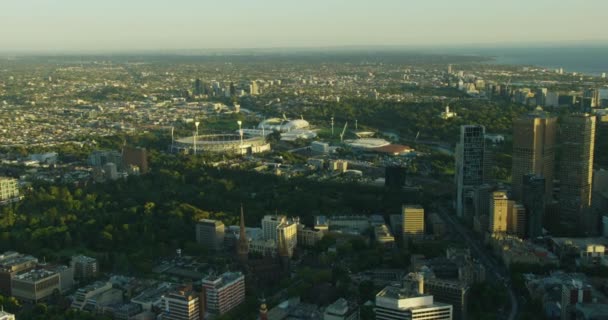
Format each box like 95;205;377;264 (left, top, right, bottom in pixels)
2;0;608;52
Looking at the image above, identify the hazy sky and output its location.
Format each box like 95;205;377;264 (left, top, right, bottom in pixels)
1;0;607;52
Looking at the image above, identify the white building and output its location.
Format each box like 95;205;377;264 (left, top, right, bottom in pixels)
202;272;245;315
375;285;452;320
162;286;201;320
258;118;310;132
0;310;15;320
261;215;298;257
440;106;457;120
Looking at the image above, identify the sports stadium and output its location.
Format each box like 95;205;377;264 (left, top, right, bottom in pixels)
171;133;271;155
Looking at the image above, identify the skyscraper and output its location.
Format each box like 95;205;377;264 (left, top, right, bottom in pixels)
194;79;203;96
402;205;425;242
522;174;545;238
595;113;608;168
250;81;259;95
455;125;486;218
512;111;557;201
489;191;509;236
237;206;249;265
507;202;526;238
535;88;548;107
559;114;596;235
261;215;298;257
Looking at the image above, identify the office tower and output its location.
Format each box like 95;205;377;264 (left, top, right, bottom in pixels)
0;310;14;320
71;255;99;280
385;165;407;188
583;89;600;108
375;284;453;320
261;215;298;257
402;205;425;242
0;177;19;203
535;88;548;107
447;64;452;74
424;279;469;320
202;272;245;315
473;184;494;218
595;113;608;168
559;95;576;108
0;252;38;295
546;91;559;107
455;125;486;218
194;79;203;96
507;202;526;238
559;114;596;235
522;174;545;238
512;112;557;201
196;219;225;251
560;281;592;320
122;146;149;174
250;81;259;95
489;191;509;235
162;285;202;320
11;269;61;303
237;206;249;265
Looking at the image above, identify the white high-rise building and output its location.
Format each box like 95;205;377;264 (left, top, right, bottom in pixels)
202;272;245;316
261;215;298;256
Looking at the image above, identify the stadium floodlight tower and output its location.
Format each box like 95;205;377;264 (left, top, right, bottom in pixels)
237;120;243;154
194;121;200;155
340;122;348;142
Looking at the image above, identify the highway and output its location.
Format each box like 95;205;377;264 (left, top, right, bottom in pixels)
436;205;519;320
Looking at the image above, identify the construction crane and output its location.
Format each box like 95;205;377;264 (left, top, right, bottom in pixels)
340;122;348;142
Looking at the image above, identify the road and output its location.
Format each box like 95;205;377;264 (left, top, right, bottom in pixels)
436;205;518;320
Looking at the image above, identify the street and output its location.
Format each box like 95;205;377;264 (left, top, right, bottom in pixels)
436;204;519;320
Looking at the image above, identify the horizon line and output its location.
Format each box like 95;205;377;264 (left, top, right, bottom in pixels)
2;40;608;56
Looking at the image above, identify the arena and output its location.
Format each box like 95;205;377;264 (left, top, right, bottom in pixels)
172;133;271;155
258;118;310;132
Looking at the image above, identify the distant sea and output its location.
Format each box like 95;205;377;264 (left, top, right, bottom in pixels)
468;46;608;76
